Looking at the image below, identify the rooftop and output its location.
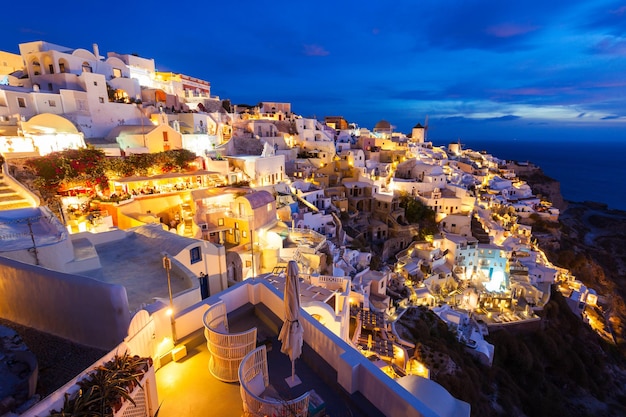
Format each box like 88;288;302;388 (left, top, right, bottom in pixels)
155;302;383;417
78;226;193;312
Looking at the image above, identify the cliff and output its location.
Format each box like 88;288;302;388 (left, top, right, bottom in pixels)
515;164;626;347
504;161;566;210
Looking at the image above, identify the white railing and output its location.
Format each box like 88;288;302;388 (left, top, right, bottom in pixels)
239;345;310;417
202;301;257;382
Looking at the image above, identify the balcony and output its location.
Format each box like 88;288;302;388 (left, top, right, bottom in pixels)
153;278;469;417
23;277;470;417
154;280;387;417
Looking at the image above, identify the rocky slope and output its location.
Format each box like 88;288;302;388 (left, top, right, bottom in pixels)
394;164;626;416
513;164;626;347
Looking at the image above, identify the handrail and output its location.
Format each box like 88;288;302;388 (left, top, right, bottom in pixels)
203;301;257;382
239;345;310;417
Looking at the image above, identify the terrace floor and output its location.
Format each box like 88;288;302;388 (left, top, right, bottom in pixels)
155;303;385;417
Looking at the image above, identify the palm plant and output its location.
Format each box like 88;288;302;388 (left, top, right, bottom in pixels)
46;353;151;417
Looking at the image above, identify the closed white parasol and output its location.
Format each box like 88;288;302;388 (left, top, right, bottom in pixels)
278;260;304;386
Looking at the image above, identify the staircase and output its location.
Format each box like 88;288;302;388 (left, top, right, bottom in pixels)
183;218;194;237
207;173;227;187
0;174;33;210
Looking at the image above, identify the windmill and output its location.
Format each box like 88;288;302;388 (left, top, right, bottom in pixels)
411;115;429;144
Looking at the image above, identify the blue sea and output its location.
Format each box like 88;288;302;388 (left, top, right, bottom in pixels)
433;138;626;211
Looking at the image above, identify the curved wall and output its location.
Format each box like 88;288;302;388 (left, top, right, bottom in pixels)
0;256;130;349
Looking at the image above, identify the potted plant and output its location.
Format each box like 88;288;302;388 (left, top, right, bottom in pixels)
47;352;151;417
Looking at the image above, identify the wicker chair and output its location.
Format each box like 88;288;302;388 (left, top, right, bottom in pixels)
202;301;257;382
239;345;310;417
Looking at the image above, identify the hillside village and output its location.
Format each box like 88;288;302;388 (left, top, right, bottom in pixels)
0;41;619;417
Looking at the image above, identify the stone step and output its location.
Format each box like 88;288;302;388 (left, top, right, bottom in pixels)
0;194;26;203
0;201;32;210
0;188;18;196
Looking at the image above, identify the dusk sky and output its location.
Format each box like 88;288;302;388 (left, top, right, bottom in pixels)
3;1;626;143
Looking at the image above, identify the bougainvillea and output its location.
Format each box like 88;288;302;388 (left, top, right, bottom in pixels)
26;148;108;192
26;148;198;194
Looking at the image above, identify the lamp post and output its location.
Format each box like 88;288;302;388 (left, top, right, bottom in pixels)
162;255;177;344
249;215;255;278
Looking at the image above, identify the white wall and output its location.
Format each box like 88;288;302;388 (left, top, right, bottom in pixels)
0;256;130;349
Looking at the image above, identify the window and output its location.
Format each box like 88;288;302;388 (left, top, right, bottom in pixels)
113;68;122;78
246;260;252;268
163;131;168;142
93;81;98;86
59;63;65;73
17;97;25;108
218;218;224;226
48;83;53;91
190;246;202;264
99;97;104;103
235;222;239;230
49;100;56;107
242;230;247;238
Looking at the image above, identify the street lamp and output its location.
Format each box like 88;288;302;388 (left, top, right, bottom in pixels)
162;255;177;344
249;215;256;278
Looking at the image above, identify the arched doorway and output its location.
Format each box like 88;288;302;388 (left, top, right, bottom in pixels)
31;59;41;76
225;251;243;283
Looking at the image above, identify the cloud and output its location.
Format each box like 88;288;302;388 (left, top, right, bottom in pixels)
19;27;46;35
485;23;539;38
601;115;623;120
590;36;626;55
484;115;521;122
303;44;329;56
435;114;521;124
390;89;442;101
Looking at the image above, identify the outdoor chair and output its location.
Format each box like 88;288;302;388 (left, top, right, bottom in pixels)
203;301;257;382
238;345;310;417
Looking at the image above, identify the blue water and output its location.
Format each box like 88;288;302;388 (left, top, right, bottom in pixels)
434;138;626;211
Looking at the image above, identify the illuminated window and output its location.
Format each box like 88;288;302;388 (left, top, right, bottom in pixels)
218;218;224;226
242;230;247;238
113;68;122;78
246;260;252;267
190;246;202;264
311;314;325;325
235;222;239;229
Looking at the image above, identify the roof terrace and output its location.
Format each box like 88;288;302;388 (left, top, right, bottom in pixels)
23;276;470;417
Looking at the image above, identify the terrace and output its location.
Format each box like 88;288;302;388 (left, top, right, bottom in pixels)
23;276;470;417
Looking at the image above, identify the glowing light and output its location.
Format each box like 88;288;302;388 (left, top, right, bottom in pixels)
166;308;173;316
485;270;505;292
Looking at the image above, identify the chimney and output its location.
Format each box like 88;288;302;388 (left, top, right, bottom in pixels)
93;43;100;60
